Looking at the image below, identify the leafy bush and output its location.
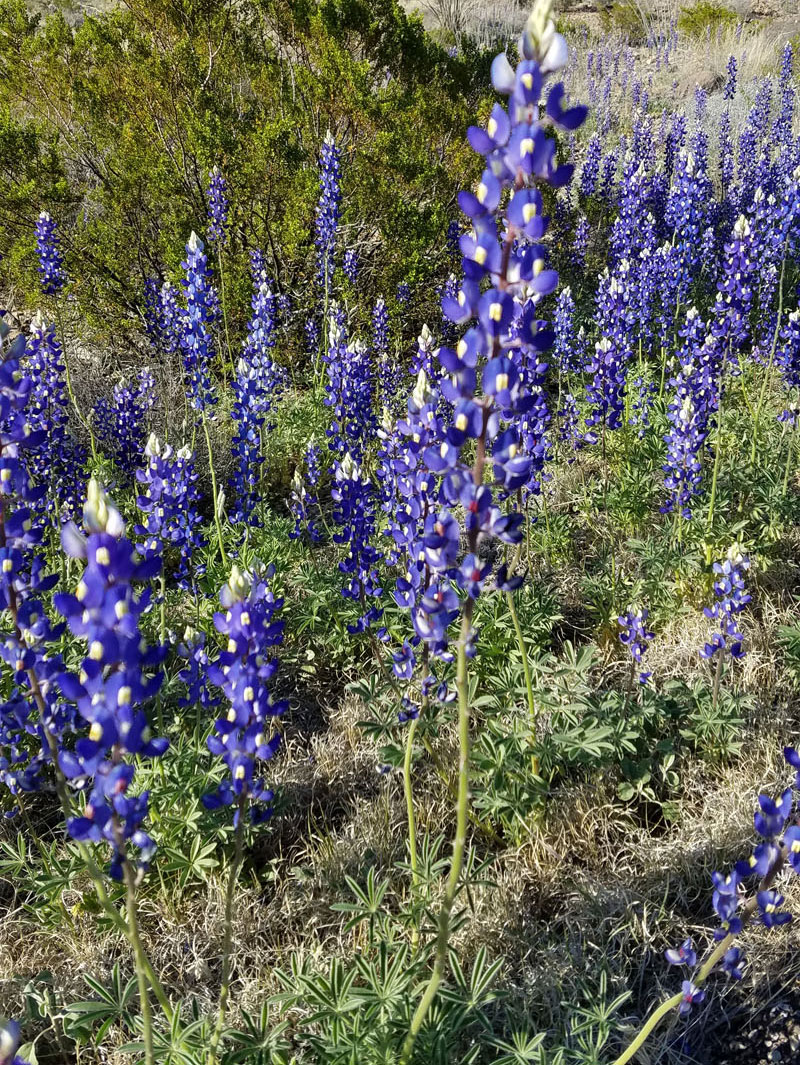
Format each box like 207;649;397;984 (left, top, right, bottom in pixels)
677;0;737;37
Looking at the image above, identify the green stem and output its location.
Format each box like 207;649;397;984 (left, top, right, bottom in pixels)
712;650;724;710
159;572;166;645
612;846;787;1065
706;357;727;557
202;409;228;568
782;425;797;496
750;252;787;466
216;243;235;380
400;607;472;1064
54;298;99;462
119;831;155;1065
208;794;246;1065
402;715;421;952
506;590;538;774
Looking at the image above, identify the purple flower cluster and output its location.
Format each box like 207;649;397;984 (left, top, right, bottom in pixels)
618;606;654;684
290;439;324;545
34;211;66;295
204;563;286;822
55;481;167;879
135;434;206;590
701;545;751;661
332;453;383;634
180;232;217;412
93;368;156;480
315;132;341;289
24;313;86;519
207;166;229;246
324;306;375;462
0;318;65;804
229;264;285;523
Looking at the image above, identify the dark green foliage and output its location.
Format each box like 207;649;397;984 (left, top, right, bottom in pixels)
0;0;485;348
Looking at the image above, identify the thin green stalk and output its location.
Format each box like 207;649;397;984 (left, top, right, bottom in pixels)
119;832;155;1065
402;715;421;951
712;651;724;710
750;252;787;466
706;356;728;558
202;410;228;567
506;590;538;774
400;607;472;1064
208;793;247;1065
612;847;787;1065
159;572;167;645
782;425;797;496
54;299;99;462
216;243;235;380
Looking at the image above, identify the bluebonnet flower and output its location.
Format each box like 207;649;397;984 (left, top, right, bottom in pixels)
701;545;751;662
724;55;736;100
24;313;86;520
665;939;696;966
721;946;744;979
34;211;66;295
290;440;324;544
0;1018;30;1065
379;3;587;664
177;627;220;715
572;216;590;268
553;287;580;374
446;220;461;254
413;323;438;383
586;265;634;437
156;281;183;357
373;297;400;409
143;277;165;350
718;110;735;210
579;133;601;198
55;480;167;879
324;307;375;463
758;890;791;927
629;376;655;437
204;563;286;822
711;214;757;353
332;453;383;634
666;149;713;280
396;281;411;305
784;745;800;789
662;309;721;519
229;271;285;523
774;45;795;146
93;369;156;480
315;131;341;289
343;248;358;283
304;315;320;359
0;317;67;805
180;232;217;412
206;166;229;246
618;606;654;683
135;434;206;590
679;981;705;1016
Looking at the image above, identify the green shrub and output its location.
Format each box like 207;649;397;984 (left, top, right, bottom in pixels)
677;0;737;37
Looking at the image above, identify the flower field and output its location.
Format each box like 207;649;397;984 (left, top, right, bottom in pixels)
2;0;800;1062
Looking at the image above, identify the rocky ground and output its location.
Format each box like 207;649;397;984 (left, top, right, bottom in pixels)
710;988;800;1065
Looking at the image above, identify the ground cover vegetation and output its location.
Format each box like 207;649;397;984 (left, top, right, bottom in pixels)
1;0;800;1063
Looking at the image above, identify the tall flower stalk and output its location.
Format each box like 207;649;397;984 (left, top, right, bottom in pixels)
399;1;586;1057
